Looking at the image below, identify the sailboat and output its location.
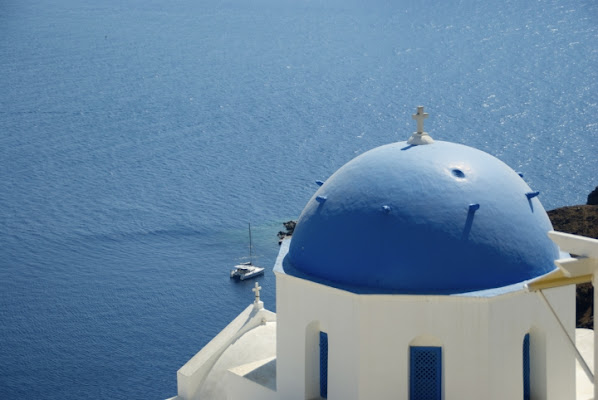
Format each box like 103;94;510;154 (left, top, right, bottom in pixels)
230;223;265;280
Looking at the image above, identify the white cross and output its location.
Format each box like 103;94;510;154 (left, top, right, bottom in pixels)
252;282;262;302
412;106;429;133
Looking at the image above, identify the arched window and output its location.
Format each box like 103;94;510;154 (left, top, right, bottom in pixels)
410;346;442;400
523;333;530;400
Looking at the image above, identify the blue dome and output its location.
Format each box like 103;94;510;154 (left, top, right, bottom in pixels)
285;140;559;294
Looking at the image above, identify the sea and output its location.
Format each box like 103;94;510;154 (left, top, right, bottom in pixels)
0;0;596;398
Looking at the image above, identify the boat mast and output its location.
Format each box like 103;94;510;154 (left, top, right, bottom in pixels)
248;223;253;265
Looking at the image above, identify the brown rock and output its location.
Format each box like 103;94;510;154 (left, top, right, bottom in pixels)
548;204;598;328
547;205;598;240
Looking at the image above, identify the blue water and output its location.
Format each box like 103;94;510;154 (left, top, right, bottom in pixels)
0;0;596;398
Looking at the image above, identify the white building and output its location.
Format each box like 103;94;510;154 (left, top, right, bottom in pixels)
171;107;597;400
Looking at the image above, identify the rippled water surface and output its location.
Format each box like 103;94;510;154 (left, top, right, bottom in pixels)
1;0;596;398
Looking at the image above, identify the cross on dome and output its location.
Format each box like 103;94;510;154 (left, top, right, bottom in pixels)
407;106;434;145
252;282;262;302
412;106;429;133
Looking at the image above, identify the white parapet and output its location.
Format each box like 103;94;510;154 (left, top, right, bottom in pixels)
176;302;276;400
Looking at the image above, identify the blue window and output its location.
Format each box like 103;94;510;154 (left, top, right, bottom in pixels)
320;331;328;398
410;346;441;400
523;333;530;400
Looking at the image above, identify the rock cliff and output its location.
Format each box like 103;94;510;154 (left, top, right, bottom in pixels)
548;191;598;328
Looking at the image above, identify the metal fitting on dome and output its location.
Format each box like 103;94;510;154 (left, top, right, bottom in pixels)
316;195;327;204
469;203;480;212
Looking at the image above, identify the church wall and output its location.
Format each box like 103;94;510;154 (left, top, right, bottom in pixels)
225;369;278;400
356;294;491;400
276;270;576;400
275;274;306;399
487;285;575;400
542;286;576;399
487;292;538;400
276;272;361;400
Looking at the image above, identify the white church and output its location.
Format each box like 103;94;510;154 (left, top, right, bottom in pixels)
170;107;598;400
